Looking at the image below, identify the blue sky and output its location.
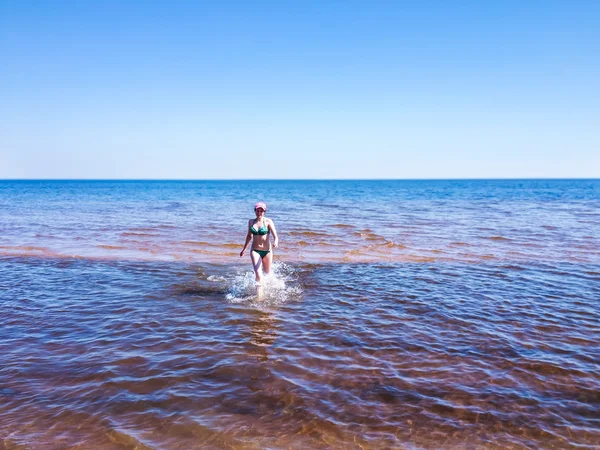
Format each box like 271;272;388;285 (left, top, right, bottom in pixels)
1;1;598;179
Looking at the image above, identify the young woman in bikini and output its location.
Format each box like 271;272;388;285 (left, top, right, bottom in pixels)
240;202;279;284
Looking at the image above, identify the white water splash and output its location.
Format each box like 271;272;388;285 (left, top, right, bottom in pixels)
207;275;226;282
225;262;302;305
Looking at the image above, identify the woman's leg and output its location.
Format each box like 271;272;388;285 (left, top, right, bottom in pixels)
262;251;273;276
250;250;263;283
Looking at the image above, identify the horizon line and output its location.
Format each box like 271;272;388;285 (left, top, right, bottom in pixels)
1;177;599;182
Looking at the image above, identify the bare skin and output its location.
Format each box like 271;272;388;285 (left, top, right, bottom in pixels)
240;207;279;284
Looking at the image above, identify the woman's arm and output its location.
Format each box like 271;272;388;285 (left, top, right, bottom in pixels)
240;221;252;256
269;219;279;248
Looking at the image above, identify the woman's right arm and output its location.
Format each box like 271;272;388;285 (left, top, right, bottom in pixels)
240;221;252;257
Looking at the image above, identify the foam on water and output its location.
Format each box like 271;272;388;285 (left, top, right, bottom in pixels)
206;274;227;282
225;262;303;305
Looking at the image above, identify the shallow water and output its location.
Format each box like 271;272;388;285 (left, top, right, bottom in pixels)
1;180;599;449
1;179;598;264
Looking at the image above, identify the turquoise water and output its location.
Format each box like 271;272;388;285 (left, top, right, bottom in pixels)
1;180;599;449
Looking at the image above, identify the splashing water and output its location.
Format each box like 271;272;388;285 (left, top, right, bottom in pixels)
225;262;303;305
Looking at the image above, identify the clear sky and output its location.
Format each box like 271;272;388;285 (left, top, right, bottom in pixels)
1;1;599;179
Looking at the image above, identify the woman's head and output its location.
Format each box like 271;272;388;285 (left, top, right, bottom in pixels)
254;202;267;213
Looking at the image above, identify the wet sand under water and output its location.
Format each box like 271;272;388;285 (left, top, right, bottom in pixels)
1;256;599;449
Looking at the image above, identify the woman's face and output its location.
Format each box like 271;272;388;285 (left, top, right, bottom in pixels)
255;207;265;217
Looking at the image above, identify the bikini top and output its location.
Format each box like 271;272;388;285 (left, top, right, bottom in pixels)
250;219;269;236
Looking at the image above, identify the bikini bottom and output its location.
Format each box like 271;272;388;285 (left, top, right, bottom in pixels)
252;249;271;258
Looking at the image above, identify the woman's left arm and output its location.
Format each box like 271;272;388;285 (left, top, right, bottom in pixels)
269;219;279;248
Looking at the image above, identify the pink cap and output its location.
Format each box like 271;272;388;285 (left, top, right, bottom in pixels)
254;202;267;211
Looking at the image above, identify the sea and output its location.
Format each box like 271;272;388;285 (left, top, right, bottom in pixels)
1;179;599;449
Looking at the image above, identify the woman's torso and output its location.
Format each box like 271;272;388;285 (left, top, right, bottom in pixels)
250;218;270;250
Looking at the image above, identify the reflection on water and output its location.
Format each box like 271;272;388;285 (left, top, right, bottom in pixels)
247;309;277;361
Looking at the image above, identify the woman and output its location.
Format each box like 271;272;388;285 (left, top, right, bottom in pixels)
240;202;279;284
